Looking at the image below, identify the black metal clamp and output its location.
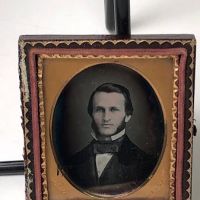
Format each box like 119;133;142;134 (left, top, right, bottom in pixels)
0;0;131;176
105;0;131;36
0;160;24;175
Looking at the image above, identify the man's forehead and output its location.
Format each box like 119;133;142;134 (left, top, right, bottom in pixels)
93;92;125;105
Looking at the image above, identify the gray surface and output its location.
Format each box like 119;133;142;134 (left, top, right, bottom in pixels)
0;175;25;200
0;0;199;199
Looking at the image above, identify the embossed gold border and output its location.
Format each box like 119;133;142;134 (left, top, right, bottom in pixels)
38;53;178;199
18;38;195;200
38;57;48;200
19;38;195;47
170;57;179;200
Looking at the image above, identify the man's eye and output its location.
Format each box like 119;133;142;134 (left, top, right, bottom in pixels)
95;107;103;112
110;107;119;112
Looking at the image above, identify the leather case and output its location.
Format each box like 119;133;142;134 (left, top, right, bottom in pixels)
19;35;196;200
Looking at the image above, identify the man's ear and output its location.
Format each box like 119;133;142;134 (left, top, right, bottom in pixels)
125;115;131;122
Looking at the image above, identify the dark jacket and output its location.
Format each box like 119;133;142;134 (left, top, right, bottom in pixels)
64;135;156;191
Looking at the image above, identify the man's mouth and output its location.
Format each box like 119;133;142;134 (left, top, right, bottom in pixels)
102;124;113;128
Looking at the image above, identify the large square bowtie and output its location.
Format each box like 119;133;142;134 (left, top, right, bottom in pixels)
93;140;123;154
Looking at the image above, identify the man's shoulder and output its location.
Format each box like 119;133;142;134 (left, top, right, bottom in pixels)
120;135;145;154
119;135;156;165
66;141;94;165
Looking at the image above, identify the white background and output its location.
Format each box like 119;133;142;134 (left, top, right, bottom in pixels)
0;0;199;199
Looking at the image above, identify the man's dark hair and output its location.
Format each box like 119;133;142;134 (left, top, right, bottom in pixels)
88;83;133;116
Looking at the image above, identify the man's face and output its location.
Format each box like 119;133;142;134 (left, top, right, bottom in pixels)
92;92;131;137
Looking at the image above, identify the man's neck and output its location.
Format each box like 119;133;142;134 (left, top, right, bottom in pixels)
91;129;126;142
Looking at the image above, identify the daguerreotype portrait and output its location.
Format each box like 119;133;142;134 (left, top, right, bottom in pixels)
19;35;196;200
52;63;164;196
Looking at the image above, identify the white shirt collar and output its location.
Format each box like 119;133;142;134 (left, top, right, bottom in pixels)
91;129;125;141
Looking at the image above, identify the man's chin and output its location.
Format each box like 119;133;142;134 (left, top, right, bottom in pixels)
98;131;117;137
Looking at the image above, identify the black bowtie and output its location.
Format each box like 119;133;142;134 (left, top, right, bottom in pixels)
93;137;124;154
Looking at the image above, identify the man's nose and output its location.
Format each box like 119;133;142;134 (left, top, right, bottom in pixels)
103;110;111;121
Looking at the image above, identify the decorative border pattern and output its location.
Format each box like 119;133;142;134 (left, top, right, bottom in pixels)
170;58;179;200
38;57;48;200
38;53;179;200
19;38;195;46
18;37;196;200
19;41;33;200
183;39;196;200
